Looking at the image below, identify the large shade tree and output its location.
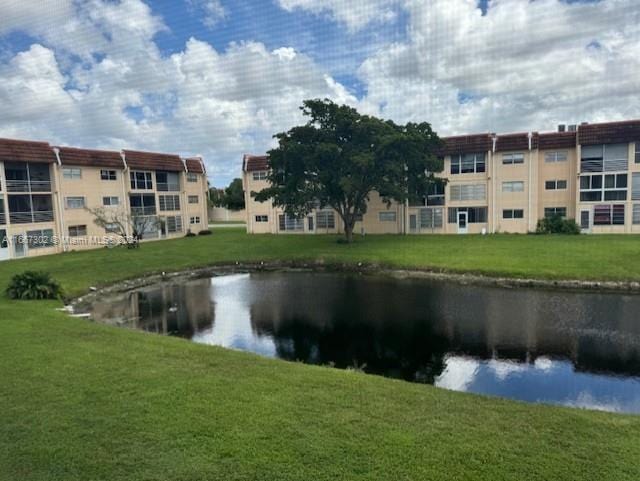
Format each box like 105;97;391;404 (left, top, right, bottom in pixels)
255;99;444;242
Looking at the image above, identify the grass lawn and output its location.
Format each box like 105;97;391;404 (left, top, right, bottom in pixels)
1;229;640;480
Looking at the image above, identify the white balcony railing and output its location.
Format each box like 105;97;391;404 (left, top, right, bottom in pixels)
131;206;157;216
9;211;55;224
6;180;52;193
156;183;180;192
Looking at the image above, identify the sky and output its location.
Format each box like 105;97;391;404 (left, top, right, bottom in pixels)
0;0;638;187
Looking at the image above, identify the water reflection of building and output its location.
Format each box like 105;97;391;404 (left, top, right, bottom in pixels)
91;278;214;339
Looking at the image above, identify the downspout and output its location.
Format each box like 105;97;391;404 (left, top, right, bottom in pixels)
491;135;497;233
52;147;67;252
120;152;130;238
528;132;533;232
199;157;208;231
180;158;189;233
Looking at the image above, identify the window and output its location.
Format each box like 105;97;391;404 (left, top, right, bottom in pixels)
580;174;627;202
188;195;199;204
419;208;443;229
255;215;268;223
503;209;524;219
187;172;198;182
502;153;524;165
426;182;445;206
279;214;304;231
451;153;485;174
104;223;120;234
63;168;81;180
100;170;117;181
166;216;183;233
7;194;54;224
544;207;567;218
316;210;335;229
103;196;119;206
633;173;640;201
26;229;55;248
129;194;156;215
5;162;51;192
449;184;486;201
379;211;397;222
545;180;567;190
156;171;179;191
633;205;640;225
593;205;625;225
159;195;181;211
545;151;568;163
130;171;153;190
252;171;268;181
190;216;201;225
65;196;85;209
68;225;87;237
448;207;488;224
502;181;524;193
636;142;640;164
581;143;628;173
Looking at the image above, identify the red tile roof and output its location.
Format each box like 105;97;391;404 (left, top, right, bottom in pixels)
439;134;492;156
185;157;205;174
55;146;124;169
495;133;538;152
243;154;269;172
538;131;577;150
123;149;184;172
0;138;56;163
578;120;640;146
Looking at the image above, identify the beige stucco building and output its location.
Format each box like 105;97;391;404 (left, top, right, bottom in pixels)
0;138;209;261
242;119;640;235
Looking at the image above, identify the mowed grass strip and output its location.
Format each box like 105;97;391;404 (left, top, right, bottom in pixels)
0;229;639;295
1;229;639;480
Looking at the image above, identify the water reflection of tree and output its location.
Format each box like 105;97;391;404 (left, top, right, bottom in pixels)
250;275;452;383
248;273;640;380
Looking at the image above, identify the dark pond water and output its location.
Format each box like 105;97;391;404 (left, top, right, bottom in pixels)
85;272;640;414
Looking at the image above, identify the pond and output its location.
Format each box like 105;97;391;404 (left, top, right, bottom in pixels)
83;271;640;414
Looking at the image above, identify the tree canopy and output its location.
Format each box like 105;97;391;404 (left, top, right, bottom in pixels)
209;178;245;211
255;99;444;242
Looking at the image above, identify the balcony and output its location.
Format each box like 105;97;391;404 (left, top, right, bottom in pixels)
0;212;5;225
6;180;52;193
9;211;55;224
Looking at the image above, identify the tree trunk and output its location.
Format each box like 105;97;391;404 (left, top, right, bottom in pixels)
343;219;354;243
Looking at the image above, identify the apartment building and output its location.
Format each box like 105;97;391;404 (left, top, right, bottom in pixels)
0;138;209;261
242;119;640;235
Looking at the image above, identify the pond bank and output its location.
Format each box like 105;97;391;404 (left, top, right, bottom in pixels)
71;260;640;307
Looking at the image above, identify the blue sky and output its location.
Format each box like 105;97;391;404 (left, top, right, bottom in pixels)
0;0;637;186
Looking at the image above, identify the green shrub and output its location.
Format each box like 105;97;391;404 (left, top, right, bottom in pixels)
185;230;197;237
198;230;212;235
6;271;63;300
535;215;580;235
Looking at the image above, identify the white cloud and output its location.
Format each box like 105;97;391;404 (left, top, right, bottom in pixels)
358;0;640;134
434;356;479;392
0;0;355;184
187;0;227;28
2;0;639;185
277;0;399;32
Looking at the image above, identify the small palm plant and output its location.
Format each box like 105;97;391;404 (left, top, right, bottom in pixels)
6;271;63;300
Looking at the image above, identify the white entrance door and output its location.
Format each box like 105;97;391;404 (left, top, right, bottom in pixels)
0;229;9;261
580;209;591;233
457;211;469;234
13;234;26;258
